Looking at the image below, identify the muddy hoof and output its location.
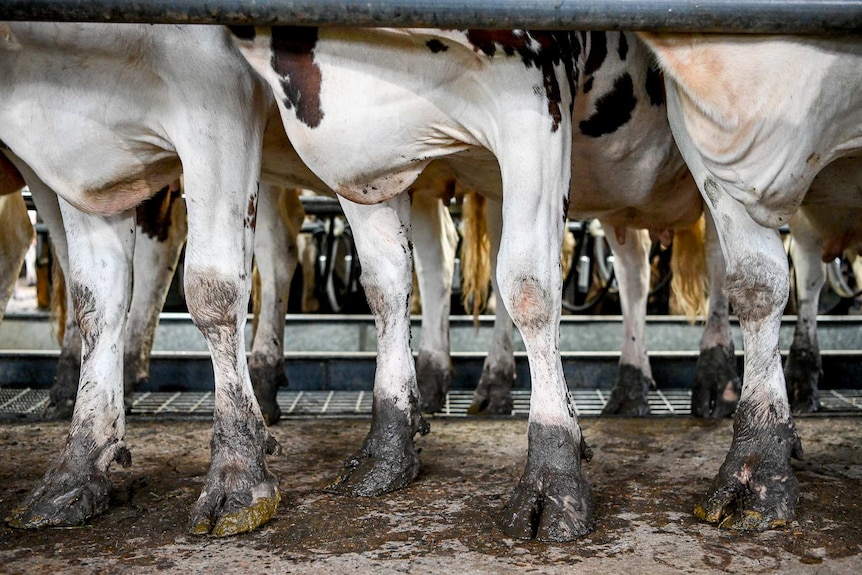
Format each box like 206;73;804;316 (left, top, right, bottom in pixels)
695;407;803;531
691;344;740;418
469;361;515;416
190;476;280;537
601;364;652;416
784;347;821;414
500;423;594;542
417;350;451;414
327;397;430;496
6;443;130;528
249;355;288;425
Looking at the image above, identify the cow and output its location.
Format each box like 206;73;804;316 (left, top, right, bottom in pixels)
637;33;862;530
232;26;595;540
436;31;740;419
0;156;36;324
1;23;279;537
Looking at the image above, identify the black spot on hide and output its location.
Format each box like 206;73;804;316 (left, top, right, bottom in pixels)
426;39;448;53
579;72;636;138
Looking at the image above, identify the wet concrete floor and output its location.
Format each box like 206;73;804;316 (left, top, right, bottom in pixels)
0;415;860;574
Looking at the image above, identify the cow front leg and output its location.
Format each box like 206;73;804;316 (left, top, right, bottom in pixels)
783;213;823;413
600;225;653;416
249;185;305;425
469;198;515;415
7;202;134;528
692;185;801;530
692;212;740;418
411;192;457;413
327;195;429;496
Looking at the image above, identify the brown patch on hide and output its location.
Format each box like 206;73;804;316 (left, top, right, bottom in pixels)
270;27;325;129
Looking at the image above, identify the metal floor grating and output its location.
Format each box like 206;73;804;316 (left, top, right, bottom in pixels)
3;388;862;418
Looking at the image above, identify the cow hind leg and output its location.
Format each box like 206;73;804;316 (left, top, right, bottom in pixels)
494;139;593;542
124;184;187;413
600;225;653;416
326;195;429;497
783;215;823;413
692;213;740;418
7;203;134;528
412;192;457;414
249;185;304;425
469;198;515;415
691;191;801;529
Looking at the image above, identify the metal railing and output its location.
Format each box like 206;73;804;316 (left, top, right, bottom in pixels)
0;0;860;33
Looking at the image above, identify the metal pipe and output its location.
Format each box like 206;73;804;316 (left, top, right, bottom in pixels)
0;0;860;33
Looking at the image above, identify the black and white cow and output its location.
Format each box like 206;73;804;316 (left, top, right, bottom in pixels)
233;26;595;540
638;33;862;530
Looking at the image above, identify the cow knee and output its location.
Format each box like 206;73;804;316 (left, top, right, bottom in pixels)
726;255;788;323
185;270;245;336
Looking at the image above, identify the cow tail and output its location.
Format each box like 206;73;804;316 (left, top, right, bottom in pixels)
670;213;709;323
50;248;66;345
459;191;491;324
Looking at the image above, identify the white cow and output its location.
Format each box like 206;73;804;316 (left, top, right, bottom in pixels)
233;26;594;541
1;23;279;536
638;33;862;530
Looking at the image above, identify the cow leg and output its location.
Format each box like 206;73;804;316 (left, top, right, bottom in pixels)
469;198;516;415
124;185;187;412
600;225;653;416
8;200;134;528
249;184;304;425
783;214;823;413
692;213;740;418
412;193;458;413
495;143;593;541
18;171;81;420
176;122;279;537
327;194;429;496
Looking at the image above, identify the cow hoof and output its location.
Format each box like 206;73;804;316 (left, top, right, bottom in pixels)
691;345;741;418
500;470;594;541
41;398;75;420
327;397;429;496
784;348;821;414
249;356;288;425
500;423;594;542
601;364;652;416
190;472;280;537
695;409;803;531
7;465;112;529
469;363;515;416
417;350;451;414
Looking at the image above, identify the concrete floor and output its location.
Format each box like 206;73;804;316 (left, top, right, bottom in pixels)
0;414;860;574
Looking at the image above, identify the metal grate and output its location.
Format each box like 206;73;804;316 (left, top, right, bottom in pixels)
3;388;862;418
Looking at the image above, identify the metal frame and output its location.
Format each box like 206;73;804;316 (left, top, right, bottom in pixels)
0;0;860;33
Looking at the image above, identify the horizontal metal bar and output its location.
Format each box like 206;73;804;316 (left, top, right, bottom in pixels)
0;0;860;33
